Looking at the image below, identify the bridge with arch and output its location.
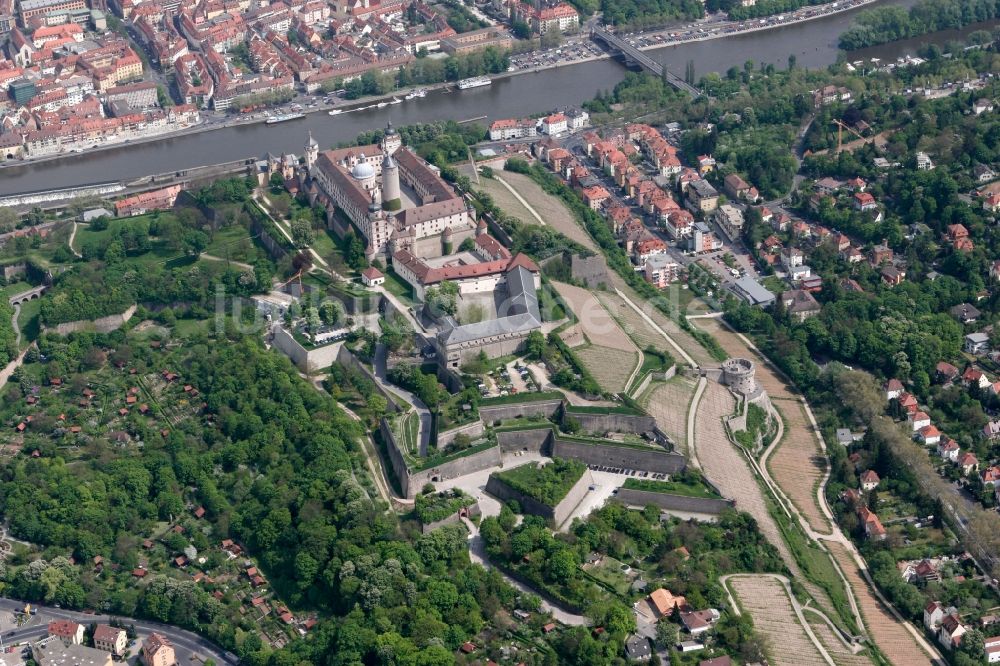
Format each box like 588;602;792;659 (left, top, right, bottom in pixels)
8;285;47;306
590;27;700;97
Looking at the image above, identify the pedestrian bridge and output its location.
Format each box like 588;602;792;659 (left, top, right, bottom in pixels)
9;285;47;306
591;27;700;97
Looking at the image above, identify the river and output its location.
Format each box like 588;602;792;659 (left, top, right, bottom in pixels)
0;0;991;196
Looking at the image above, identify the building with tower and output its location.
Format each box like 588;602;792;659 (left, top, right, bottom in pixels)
306;122;474;261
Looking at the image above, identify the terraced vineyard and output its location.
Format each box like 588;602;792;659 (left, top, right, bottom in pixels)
729;575;831;666
768;399;832;533
640;376;697;455
827;541;936;666
574;345;639;394
807;615;874;666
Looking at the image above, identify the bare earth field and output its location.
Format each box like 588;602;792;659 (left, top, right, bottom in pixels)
827;541;935;666
575;345;639;394
807;616;874;666
640;376;697;455
611;282;718;367
473;176;537;225
552;282;636;352
497;171;598;252
729;576;830;666
596;291;666;350
769;399;831;533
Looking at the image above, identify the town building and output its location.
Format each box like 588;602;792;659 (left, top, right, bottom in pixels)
33;637;111;666
308;124;474;260
47;620;84;645
732;276;775;308
93;626;127;657
142;633;175;666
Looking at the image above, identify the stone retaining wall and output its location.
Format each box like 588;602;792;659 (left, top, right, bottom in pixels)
45;304;137;336
270;324;342;374
485;467;594;525
479;399;562;424
569;411;657;435
552;439;686;475
613;488;734;516
437;420;486;448
420;501;481;534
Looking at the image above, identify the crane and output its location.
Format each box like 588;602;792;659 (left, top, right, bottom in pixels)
831;118;871;154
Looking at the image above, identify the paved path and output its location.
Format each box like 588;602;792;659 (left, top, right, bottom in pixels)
613;287;697;368
0;597;236;665
11;304;20;349
374;343;431;457
200;253;253;271
462;517;588;626
493;175;547;226
68;221;82;257
685;376;706;469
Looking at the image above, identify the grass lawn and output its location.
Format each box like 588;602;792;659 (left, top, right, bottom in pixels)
172;318;212;339
309;230;356;277
583;555;634;596
383;269;416;306
622;477;721;499
16;298;42;344
493;459;586;507
203;225;264;265
2;281;33;298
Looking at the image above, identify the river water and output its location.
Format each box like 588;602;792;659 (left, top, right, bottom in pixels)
0;0;993;196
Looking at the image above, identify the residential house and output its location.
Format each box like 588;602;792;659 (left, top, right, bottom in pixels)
936;362;959;384
939;614;966;650
782;289;821;322
974;164;996;183
723;173;752;200
645;254;680;289
983;420;1000;440
885;378;904;400
950;303;981;324
909;411;931;432
680;609;720;636
881;265;905;286
780;246;804;269
985;635;1000;663
959;451;979;476
917;425;941;446
981;465;1000;488
916;152;934;171
142;633;175;666
814;177;843;195
938;438;960;462
860;469;880;491
47;621;84;646
869;241;893;266
853;192;878;212
93;625;127;656
963;367;990;390
925;601;945;631
714;204;744;241
624;635;651;662
965;332;990;355
857;505;887;540
686;179;719;212
974;98;995;115
648;588;688;618
696;155;715;175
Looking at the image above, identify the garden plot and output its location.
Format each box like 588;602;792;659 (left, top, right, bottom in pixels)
596;291;668;350
640;376;697;455
827;541;935;666
552;282;636;352
729;575;830;666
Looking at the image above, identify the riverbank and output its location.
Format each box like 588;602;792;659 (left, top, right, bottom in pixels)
0;0;894;173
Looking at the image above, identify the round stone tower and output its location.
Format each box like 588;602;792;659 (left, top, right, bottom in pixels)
722;357;757;396
304;131;318;169
381;151;401;211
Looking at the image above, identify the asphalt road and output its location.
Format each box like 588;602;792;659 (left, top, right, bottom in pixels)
0;598;237;665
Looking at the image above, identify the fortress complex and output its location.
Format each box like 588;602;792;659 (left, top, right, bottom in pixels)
307;123;475;260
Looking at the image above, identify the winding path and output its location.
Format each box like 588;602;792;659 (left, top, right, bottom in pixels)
462;516;588;626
